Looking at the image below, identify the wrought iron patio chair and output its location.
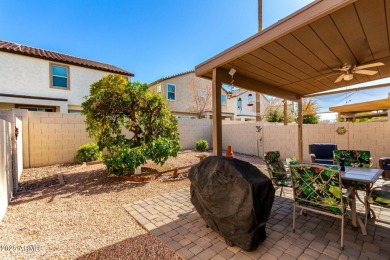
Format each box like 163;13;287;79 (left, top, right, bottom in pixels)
263;151;291;196
290;163;352;249
365;185;390;226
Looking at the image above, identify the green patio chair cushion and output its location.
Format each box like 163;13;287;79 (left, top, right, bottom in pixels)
264;151;286;173
368;190;390;208
333;150;371;168
290;164;348;215
334;150;371;191
263;151;291;187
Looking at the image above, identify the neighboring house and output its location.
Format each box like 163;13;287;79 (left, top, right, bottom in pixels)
149;70;270;121
149;71;234;120
227;89;270;121
0;40;133;113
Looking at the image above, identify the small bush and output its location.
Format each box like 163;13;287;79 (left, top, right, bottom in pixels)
103;145;147;175
76;142;102;162
195;139;209;152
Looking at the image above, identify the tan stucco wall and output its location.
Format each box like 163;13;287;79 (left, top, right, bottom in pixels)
0;119;12;222
150;72;232;117
151;73;212;115
0;109;24;192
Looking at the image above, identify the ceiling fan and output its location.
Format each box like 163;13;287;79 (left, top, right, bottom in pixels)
333;62;384;83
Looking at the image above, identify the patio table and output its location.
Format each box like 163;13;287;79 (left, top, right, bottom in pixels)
341;167;383;235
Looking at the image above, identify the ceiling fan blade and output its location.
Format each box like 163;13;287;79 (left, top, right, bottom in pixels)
334;74;345;83
355;62;384;70
315;72;342;81
354;69;378;76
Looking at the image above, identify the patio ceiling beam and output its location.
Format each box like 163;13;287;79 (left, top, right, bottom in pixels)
195;0;356;77
217;68;301;102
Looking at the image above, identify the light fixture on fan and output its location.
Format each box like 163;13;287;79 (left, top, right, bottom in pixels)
343;71;353;81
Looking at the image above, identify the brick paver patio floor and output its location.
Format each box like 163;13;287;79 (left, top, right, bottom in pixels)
123;186;390;260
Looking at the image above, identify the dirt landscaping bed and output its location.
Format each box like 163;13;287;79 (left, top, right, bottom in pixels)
0;150;265;259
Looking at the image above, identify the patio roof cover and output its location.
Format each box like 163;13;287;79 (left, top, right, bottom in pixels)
195;0;390;101
329;95;390;113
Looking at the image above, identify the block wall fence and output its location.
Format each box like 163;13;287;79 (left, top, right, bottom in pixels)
11;110;390;168
22;111;212;168
222;121;390;168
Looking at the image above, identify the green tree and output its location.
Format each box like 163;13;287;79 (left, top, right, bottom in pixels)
265;108;284;122
264;104;295;123
303;114;320;124
82;75;181;175
302;99;320;124
265;98;320;124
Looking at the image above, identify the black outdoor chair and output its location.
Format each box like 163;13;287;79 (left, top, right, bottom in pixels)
309;143;337;165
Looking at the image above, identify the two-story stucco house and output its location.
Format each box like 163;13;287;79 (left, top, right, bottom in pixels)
226;88;270;121
149;71;235;120
0;40;133;113
149;71;270;121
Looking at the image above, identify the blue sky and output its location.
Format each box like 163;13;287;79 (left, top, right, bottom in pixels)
2;0;389;116
0;0;313;84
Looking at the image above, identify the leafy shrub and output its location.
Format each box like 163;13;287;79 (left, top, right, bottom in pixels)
303;114;320;124
265;109;284;123
103;145;146;175
82;75;181;175
76;142;102;162
195;139;209;152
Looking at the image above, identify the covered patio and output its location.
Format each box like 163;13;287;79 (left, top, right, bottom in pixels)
124;167;390;259
195;0;390;161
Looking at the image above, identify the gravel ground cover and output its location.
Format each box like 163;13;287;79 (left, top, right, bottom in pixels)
18;164;82;192
0;150;265;259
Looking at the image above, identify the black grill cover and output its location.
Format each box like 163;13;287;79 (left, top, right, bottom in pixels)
189;156;275;251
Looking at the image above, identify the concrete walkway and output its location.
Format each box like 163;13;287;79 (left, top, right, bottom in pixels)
123;187;390;260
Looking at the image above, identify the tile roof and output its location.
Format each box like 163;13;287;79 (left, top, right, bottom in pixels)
0;40;134;76
149;70;195;86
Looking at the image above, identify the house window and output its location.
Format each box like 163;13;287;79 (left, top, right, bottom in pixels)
50;63;69;89
17;105;55;112
68;110;82;114
237;98;242;110
248;94;254;106
221;94;227;105
156;84;161;93
167;84;176;100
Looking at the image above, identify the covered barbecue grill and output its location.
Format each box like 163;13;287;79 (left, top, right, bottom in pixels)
189;156;275;251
